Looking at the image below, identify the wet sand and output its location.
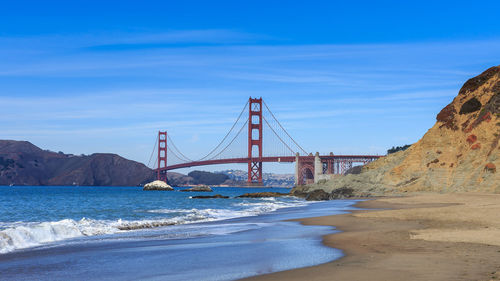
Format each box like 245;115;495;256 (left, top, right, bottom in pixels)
244;193;500;281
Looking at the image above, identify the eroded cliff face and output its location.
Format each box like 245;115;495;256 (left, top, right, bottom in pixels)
295;66;500;197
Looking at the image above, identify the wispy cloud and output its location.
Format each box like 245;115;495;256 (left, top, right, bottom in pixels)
0;29;267;50
84;29;270;50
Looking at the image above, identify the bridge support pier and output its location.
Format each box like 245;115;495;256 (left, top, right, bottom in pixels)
294;153;299;186
314;152;322;184
294;153;381;186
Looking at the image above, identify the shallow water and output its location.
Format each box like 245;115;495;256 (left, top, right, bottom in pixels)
0;186;359;280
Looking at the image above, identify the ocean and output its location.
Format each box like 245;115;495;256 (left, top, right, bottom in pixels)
0;186;359;280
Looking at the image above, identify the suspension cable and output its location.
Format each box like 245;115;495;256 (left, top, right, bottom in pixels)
147;136;158;168
209;117;249;160
262;115;295;154
167;144;192;164
263;100;308;155
197;100;250;161
167;135;193;162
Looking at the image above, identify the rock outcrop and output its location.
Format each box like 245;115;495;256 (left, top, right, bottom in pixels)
191;194;229;199
292;186;365;200
293;66;500;197
143;180;173;191
179;185;213;192
304;189;330;201
236;192;289;198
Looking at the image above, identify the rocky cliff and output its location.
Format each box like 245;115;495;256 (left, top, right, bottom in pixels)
294;66;500;197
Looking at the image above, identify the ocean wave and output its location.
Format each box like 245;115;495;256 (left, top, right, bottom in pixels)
0;198;309;254
0;218;116;254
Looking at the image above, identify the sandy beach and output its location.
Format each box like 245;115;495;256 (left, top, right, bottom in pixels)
244;193;500;281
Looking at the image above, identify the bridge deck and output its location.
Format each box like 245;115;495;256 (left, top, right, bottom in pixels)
159;155;382;171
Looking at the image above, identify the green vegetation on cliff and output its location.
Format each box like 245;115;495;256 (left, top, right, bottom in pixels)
387;144;411;154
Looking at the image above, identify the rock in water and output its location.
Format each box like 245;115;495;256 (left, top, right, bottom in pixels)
236;192;289;198
143;180;173;191
191;194;229;199
305;189;330;201
179;185;213;192
330;187;357;199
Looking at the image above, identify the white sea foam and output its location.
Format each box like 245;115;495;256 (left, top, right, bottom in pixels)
145;209;192;214
0;198;309;254
0;218;115;254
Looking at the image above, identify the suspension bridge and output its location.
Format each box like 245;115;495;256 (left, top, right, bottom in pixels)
147;97;381;186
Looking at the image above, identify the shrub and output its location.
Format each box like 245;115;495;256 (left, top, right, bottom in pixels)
387;144;412;154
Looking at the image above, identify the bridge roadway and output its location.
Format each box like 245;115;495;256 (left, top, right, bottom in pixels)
162;155;382;171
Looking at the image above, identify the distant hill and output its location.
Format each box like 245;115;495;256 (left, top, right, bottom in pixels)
0;140;155;186
217;169;294;187
187;171;230;185
166;170;244;186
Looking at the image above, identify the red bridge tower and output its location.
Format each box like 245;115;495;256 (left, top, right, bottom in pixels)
248;97;263;184
157;131;167;182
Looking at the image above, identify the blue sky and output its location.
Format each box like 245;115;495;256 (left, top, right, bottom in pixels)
1;1;499;173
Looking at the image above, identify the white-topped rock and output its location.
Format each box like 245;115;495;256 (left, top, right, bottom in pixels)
143;180;173;191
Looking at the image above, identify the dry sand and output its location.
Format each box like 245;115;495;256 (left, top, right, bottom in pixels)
243;193;500;281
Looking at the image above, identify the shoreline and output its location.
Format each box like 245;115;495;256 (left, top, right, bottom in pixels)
243;193;500;281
